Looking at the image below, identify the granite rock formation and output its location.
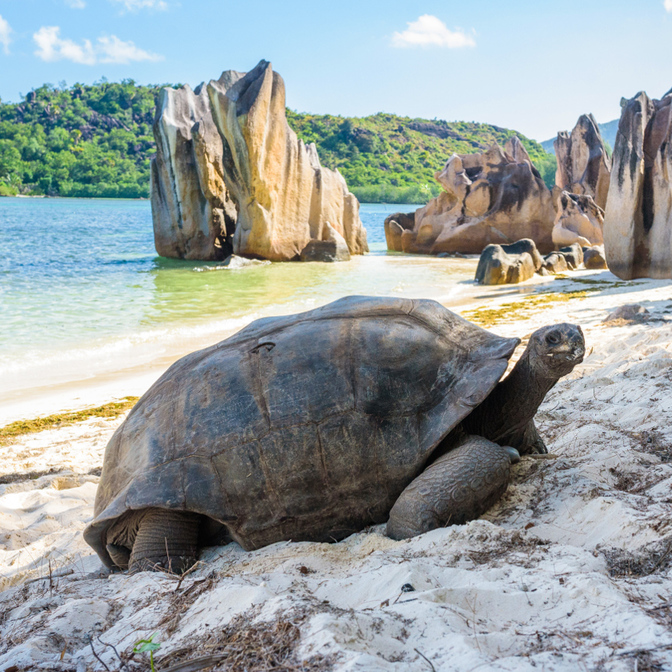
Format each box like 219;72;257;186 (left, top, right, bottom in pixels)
557;244;584;270
151;60;368;261
398;138;555;255
384;212;415;252
583;245;608;270
542;252;569;275
151;82;238;260
553;191;604;248
603;90;672;279
554;114;611;210
475;239;542;285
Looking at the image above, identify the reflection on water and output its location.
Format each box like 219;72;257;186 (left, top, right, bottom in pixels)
0;198;481;395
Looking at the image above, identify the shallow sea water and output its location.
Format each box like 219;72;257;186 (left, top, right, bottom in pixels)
0;198;480;399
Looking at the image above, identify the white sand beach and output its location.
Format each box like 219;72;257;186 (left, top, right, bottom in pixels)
3;268;672;671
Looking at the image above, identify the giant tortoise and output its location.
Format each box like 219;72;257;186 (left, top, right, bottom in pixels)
83;296;584;573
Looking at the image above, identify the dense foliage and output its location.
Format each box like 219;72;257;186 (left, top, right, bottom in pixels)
287;111;556;203
0;80;164;198
0;80;556;203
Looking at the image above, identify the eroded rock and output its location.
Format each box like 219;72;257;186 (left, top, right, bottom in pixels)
151;82;238;260
398;138;555;255
384;212;415;252
542;252;569;275
151;60;368;262
300;224;351;262
583;246;608;270
554;114;611;209
603;89;672;279
475;239;541;285
558;244;584;270
603;304;650;323
553;191;604;248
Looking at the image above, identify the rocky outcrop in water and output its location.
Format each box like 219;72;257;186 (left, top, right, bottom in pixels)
554;114;611;210
603;89;672;279
151;60;368;261
553;191;604;248
396;138;555;255
151;82;238;260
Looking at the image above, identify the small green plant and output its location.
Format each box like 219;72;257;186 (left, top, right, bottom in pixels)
133;634;161;672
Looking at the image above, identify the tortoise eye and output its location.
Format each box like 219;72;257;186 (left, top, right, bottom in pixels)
546;332;561;345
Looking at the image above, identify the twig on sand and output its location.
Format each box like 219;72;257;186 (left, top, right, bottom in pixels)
414;648;436;671
87;634;111;672
96;636;130;671
25;569;74;585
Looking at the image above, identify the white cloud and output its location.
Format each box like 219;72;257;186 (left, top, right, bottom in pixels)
665;0;672;12
110;0;168;11
391;14;476;49
65;0;87;8
33;26;163;64
0;14;12;54
97;35;162;63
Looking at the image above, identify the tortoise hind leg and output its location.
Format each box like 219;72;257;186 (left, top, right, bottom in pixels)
129;509;201;574
386;436;517;541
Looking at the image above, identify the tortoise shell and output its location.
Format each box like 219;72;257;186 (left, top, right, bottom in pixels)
84;296;519;567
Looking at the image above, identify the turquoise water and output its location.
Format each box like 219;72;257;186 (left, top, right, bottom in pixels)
0;198;478;396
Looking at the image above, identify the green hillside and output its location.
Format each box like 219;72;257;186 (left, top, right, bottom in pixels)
0;80;556;202
288;111;556;203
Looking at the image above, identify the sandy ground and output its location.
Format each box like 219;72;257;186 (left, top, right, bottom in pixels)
3;269;672;671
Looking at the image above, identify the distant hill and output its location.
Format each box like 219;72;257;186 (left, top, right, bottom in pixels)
541;119;618;155
0;80;555;202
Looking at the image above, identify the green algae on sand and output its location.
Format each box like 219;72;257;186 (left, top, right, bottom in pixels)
0;396;139;445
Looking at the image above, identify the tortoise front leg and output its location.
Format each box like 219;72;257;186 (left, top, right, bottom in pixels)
386;436;518;540
129;509;201;574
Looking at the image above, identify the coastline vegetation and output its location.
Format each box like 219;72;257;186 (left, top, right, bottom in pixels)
0;396;139;445
0;80;556;203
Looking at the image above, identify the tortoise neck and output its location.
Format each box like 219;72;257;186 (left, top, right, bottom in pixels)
464;343;558;448
501;348;558;420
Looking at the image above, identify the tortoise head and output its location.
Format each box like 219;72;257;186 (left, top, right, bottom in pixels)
527;323;585;379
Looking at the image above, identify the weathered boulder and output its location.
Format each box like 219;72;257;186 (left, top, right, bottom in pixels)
384;212;415;252
603;304;650;323
542;252;568;274
583;245;608;270
299;223;351;262
151;60;368;262
554;114;611;209
397;138;555;256
475;239;541;285
603;89;672;279
558;244;584;270
553;191;604;248
151;82;238;260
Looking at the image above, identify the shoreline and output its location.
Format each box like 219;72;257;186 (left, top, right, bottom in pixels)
0;255;492;426
0;265;657;428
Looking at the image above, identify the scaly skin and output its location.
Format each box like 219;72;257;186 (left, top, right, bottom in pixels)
387;323;585;540
462;323;585;454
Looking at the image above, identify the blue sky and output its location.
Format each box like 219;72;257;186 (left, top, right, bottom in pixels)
0;0;671;141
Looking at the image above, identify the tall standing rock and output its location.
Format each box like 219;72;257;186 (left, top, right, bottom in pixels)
552;191;604;248
603;90;672;279
151;61;368;262
398;137;555;255
554;114;611;210
151;81;238;260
